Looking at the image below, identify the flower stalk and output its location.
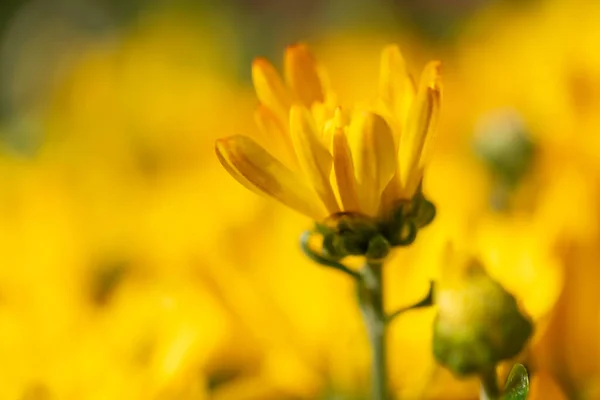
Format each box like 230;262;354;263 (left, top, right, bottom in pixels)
300;191;437;399
359;260;388;400
480;367;500;400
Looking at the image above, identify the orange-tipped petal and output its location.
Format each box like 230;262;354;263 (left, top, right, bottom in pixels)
284;44;326;107
252;58;293;123
215;135;325;219
290;105;340;215
348;111;396;216
399;60;442;197
330;109;360;212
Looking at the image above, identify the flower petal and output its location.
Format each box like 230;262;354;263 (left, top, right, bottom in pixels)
252;58;293;124
348;111;396;216
290;105;340;215
379;45;416;135
284;44;326;107
399;61;442;198
254;105;297;167
330;109;360;212
215;135;325;219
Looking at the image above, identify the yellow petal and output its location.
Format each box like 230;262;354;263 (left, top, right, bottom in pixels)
330;109;360;212
378;174;402;216
348;111;396;216
289;105;340;215
215;135;325;219
311;101;334;140
284;44;326;107
379;45;415;132
399;60;441;197
252;58;293;124
254;105;297;167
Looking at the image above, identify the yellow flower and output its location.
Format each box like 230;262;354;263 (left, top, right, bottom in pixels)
215;43;442;222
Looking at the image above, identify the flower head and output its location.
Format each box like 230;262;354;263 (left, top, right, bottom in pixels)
216;43;442;224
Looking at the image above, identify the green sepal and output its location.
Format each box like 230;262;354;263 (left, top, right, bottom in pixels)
414;198;436;228
299;231;361;280
339;233;369;256
502;364;529;400
365;234;391;260
390;220;417;246
384;200;410;238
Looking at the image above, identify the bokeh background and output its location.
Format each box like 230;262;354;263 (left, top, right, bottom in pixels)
0;0;598;399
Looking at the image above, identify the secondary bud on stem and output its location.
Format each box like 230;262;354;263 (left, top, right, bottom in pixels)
432;258;533;377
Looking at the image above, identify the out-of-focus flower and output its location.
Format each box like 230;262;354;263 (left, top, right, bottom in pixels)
215;43;441;221
0;4;279;400
433;251;532;377
446;2;600;396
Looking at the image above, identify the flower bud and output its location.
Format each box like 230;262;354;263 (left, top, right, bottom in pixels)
473;109;536;189
433;258;533;377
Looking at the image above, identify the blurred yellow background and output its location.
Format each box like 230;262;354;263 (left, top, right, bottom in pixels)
0;0;598;399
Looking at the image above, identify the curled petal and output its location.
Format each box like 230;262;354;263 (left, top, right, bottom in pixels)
348;111;397;216
215;135;325;219
290;105;340;214
399;61;442;197
284;43;326;107
252;58;292;123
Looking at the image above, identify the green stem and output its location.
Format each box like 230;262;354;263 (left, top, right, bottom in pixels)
480;367;500;400
359;261;388;400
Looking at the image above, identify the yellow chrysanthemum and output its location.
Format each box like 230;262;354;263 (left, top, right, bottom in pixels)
215;44;441;222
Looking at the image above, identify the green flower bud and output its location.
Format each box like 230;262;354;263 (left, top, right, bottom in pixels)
473;109;536;189
433;259;533;377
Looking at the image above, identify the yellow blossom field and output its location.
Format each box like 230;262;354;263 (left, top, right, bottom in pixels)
0;1;597;399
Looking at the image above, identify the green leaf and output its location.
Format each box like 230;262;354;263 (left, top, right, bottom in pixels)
502;364;530;400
